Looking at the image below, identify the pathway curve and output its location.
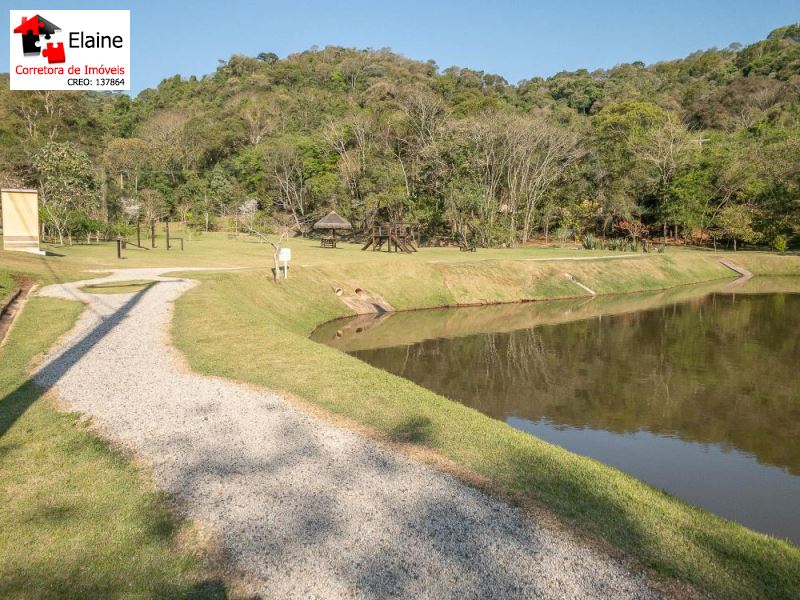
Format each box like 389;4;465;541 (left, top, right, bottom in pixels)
35;268;663;599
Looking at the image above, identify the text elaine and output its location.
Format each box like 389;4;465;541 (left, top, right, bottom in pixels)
69;32;124;48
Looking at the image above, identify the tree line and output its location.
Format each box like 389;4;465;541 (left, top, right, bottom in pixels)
0;24;798;249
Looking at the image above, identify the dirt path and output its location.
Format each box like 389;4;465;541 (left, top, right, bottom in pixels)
35;268;663;599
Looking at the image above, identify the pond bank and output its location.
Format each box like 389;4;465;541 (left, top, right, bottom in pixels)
317;284;800;545
33;269;664;599
173;250;800;599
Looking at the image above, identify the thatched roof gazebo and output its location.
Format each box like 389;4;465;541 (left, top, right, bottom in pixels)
313;211;352;248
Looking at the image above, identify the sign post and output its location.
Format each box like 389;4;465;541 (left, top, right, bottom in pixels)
278;247;291;279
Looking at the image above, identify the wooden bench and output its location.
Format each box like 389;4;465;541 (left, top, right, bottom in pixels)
321;236;337;248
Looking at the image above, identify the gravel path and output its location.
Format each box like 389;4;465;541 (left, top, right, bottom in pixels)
35;269;663;599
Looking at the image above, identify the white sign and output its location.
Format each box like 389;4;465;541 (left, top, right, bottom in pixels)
278;247;291;279
9;10;130;91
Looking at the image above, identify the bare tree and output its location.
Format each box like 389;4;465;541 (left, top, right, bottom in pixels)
389;88;452;205
324;114;371;211
241;97;278;145
246;225;290;283
633;112;692;193
139;189;167;225
140;110;199;180
268;143;309;231
443;114;579;245
515;119;580;244
105;138;151;193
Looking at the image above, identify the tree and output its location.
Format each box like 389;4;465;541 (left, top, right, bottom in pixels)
105;138;151;194
257;52;279;64
267;140;311;231
443;179;481;244
1;30;799;250
240;96;278;145
207;167;246;226
33;142;96;244
633;112;692;198
139;110;199;180
715;204;760;251
138;189;167;225
511;117;581;244
663;168;714;239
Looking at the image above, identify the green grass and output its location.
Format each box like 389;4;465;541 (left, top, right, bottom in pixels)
0;270;17;307
80;280;158;294
172;250;800;600
2;227;794;288
0;227;633;285
2;233;800;598
0;296;229;598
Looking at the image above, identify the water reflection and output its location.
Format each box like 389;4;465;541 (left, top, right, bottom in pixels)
312;279;800;545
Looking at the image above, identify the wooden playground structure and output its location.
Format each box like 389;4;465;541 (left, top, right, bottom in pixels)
116;220;184;259
361;223;419;253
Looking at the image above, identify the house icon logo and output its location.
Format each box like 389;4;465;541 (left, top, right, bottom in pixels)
13;15;66;64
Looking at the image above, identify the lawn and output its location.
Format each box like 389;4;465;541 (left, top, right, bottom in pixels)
0;270;17;307
2;230;800;598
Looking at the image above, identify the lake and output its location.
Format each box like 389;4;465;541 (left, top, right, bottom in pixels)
311;278;800;546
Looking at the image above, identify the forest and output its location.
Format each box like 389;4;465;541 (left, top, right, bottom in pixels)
0;23;798;249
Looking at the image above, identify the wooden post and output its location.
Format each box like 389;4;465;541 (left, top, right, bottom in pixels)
166;220;170;250
116;238;122;259
137;220;141;247
151;221;156;248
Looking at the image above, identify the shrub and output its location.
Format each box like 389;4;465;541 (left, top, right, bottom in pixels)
553;226;573;246
581;234;598;250
773;234;788;254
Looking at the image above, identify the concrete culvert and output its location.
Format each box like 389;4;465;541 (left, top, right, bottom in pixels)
334;287;343;296
355;287;364;295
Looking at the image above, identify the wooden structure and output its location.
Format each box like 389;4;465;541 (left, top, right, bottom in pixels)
313;211;352;248
362;223;419;253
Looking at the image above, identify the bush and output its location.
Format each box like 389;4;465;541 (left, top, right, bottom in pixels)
607;237;633;252
110;221;134;239
581;233;598;250
773;235;788;254
553;226;574;246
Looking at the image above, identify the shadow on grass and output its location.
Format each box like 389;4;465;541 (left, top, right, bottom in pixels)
499;438;800;599
80;281;158;295
0;572;230;600
0;287;234;599
389;415;434;444
0;287;149;440
185;578;229;599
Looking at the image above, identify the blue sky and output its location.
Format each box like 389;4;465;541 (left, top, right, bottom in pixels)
4;0;798;95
